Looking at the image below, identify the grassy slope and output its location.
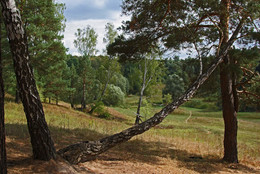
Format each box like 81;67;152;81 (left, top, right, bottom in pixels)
4;95;260;173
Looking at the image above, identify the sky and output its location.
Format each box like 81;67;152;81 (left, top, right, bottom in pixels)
55;0;129;56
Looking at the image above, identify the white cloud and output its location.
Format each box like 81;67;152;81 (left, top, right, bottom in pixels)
62;12;129;56
56;0;108;9
93;0;108;8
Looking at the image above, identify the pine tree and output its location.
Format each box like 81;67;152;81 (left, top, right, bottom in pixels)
0;0;56;161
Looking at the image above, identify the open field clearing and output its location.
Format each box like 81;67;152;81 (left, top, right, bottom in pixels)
4;95;260;173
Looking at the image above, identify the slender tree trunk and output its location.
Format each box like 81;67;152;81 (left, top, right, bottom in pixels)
136;88;144;116
100;69;111;100
0;15;7;174
219;0;238;163
70;95;74;108
0;0;56;160
15;84;20;103
55;96;58;105
82;78;86;109
58;21;244;164
136;58;150;124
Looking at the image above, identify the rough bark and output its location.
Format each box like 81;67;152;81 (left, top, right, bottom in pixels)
58;21;244;164
0;15;7;174
219;0;238;163
0;0;56;161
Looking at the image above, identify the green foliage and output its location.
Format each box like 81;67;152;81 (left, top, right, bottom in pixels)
163;74;185;100
73;25;98;107
74;26;98;56
103;84;125;106
89;101;111;119
111;73;129;94
162;58;189;100
183;99;220;111
163;93;172;105
122;62;142;94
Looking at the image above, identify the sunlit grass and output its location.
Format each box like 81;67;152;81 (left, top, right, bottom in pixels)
4;95;260;167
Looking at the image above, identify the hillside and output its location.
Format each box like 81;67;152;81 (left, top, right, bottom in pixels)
4;96;260;173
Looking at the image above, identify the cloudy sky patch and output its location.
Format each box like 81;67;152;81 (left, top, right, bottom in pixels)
55;0;127;55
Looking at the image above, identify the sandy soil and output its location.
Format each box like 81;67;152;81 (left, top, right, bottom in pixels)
5;137;260;174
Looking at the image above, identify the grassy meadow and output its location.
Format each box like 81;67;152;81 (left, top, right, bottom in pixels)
4;94;260;173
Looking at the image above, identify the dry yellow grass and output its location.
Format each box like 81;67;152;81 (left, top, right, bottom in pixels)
4;99;260;173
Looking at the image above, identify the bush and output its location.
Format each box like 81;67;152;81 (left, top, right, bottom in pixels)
103;84;125;106
183;99;220;111
111;73;129;94
90;101;111;119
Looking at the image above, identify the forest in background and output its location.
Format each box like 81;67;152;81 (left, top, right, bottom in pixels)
2;0;259;112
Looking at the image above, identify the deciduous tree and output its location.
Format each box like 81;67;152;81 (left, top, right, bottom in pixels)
74;26;98;109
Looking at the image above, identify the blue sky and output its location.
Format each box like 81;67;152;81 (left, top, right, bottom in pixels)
55;0;129;55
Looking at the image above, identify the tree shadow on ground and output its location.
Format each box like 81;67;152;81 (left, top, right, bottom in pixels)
5;123;259;174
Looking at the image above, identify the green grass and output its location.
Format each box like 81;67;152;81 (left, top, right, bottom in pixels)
4;95;260;166
111;97;260;162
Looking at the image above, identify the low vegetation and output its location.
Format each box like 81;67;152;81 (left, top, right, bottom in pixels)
4;95;260;173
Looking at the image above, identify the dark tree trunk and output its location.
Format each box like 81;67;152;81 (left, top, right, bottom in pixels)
81;79;86;110
0;15;7;174
135;85;144;125
219;0;238;163
15;84;20;103
58;22;244;163
0;0;56;161
70;97;74;108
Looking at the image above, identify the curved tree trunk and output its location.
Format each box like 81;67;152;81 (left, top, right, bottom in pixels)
0;15;7;174
219;0;238;163
58;20;244;164
0;0;56;161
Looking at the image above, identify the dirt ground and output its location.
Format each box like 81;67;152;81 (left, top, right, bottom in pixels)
6;137;260;174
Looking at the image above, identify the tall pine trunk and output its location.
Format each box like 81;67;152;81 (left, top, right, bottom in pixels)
0;0;56;161
219;0;238;163
0;14;7;174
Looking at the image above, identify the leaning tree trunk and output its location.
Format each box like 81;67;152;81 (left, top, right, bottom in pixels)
0;0;56;160
219;0;238;163
58;21;244;164
0;15;7;174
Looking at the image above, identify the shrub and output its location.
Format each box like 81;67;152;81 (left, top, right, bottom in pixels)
103;84;125;106
183;99;220;111
89;101;111;119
